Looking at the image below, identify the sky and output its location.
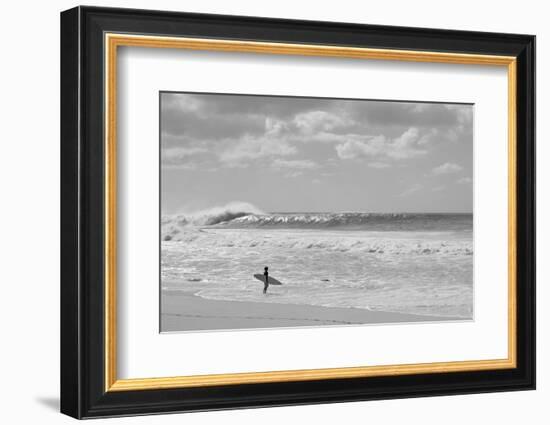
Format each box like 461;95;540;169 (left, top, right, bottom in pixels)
160;92;473;214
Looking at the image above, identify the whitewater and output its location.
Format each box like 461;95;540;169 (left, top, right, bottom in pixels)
161;203;473;319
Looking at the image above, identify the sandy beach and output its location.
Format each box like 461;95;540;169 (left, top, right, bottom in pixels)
161;290;458;332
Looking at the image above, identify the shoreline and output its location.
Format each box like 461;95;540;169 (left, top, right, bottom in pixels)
161;290;464;332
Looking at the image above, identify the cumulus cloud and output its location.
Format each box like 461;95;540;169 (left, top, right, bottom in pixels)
160;92;474;213
390;128;425;159
160;93;472;176
335;128;426;160
293;110;351;134
335;136;384;159
432;162;463;175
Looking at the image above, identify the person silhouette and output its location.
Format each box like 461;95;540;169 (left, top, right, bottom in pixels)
263;266;269;294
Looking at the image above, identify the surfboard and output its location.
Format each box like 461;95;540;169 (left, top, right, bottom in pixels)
253;274;283;285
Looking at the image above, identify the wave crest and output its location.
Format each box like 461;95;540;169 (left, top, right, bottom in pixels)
222;212;472;231
161;204;472;238
162;202;264;238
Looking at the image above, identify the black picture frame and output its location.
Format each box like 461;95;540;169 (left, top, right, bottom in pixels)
61;5;535;419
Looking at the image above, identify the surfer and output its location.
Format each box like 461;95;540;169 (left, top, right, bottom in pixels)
263;266;269;294
253;270;281;290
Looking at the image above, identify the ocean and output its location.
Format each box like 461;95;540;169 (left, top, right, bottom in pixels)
161;207;473;319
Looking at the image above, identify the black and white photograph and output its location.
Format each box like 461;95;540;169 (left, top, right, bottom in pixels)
160;92;474;332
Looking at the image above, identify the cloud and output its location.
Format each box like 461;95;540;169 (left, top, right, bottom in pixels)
432;162;463;175
272;159;318;170
162;93;472;150
161;147;209;169
162;147;207;160
284;171;304;178
161;122;300;169
163;93;472;133
293;110;351;134
335;128;426;160
272;159;319;178
335;136;382;159
367;162;391;169
160;93;472;174
219;135;297;166
456;177;473;184
399;183;423;197
446;104;474;127
161;92;203;113
390;128;424;159
163;163;199;171
347;101;473;129
161;93;351;142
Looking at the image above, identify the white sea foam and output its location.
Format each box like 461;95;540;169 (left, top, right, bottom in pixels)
163;201;265;230
162;227;472;256
161;226;473;318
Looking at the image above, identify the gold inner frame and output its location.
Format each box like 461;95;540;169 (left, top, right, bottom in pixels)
104;33;517;392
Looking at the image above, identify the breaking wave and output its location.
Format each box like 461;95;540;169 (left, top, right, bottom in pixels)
162;201;264;233
162;203;472;238
225;212;472;231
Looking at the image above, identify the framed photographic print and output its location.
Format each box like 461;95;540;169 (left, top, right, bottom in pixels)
60;6;535;419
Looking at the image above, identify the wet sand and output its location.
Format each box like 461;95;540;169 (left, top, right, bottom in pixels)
161;290;457;332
